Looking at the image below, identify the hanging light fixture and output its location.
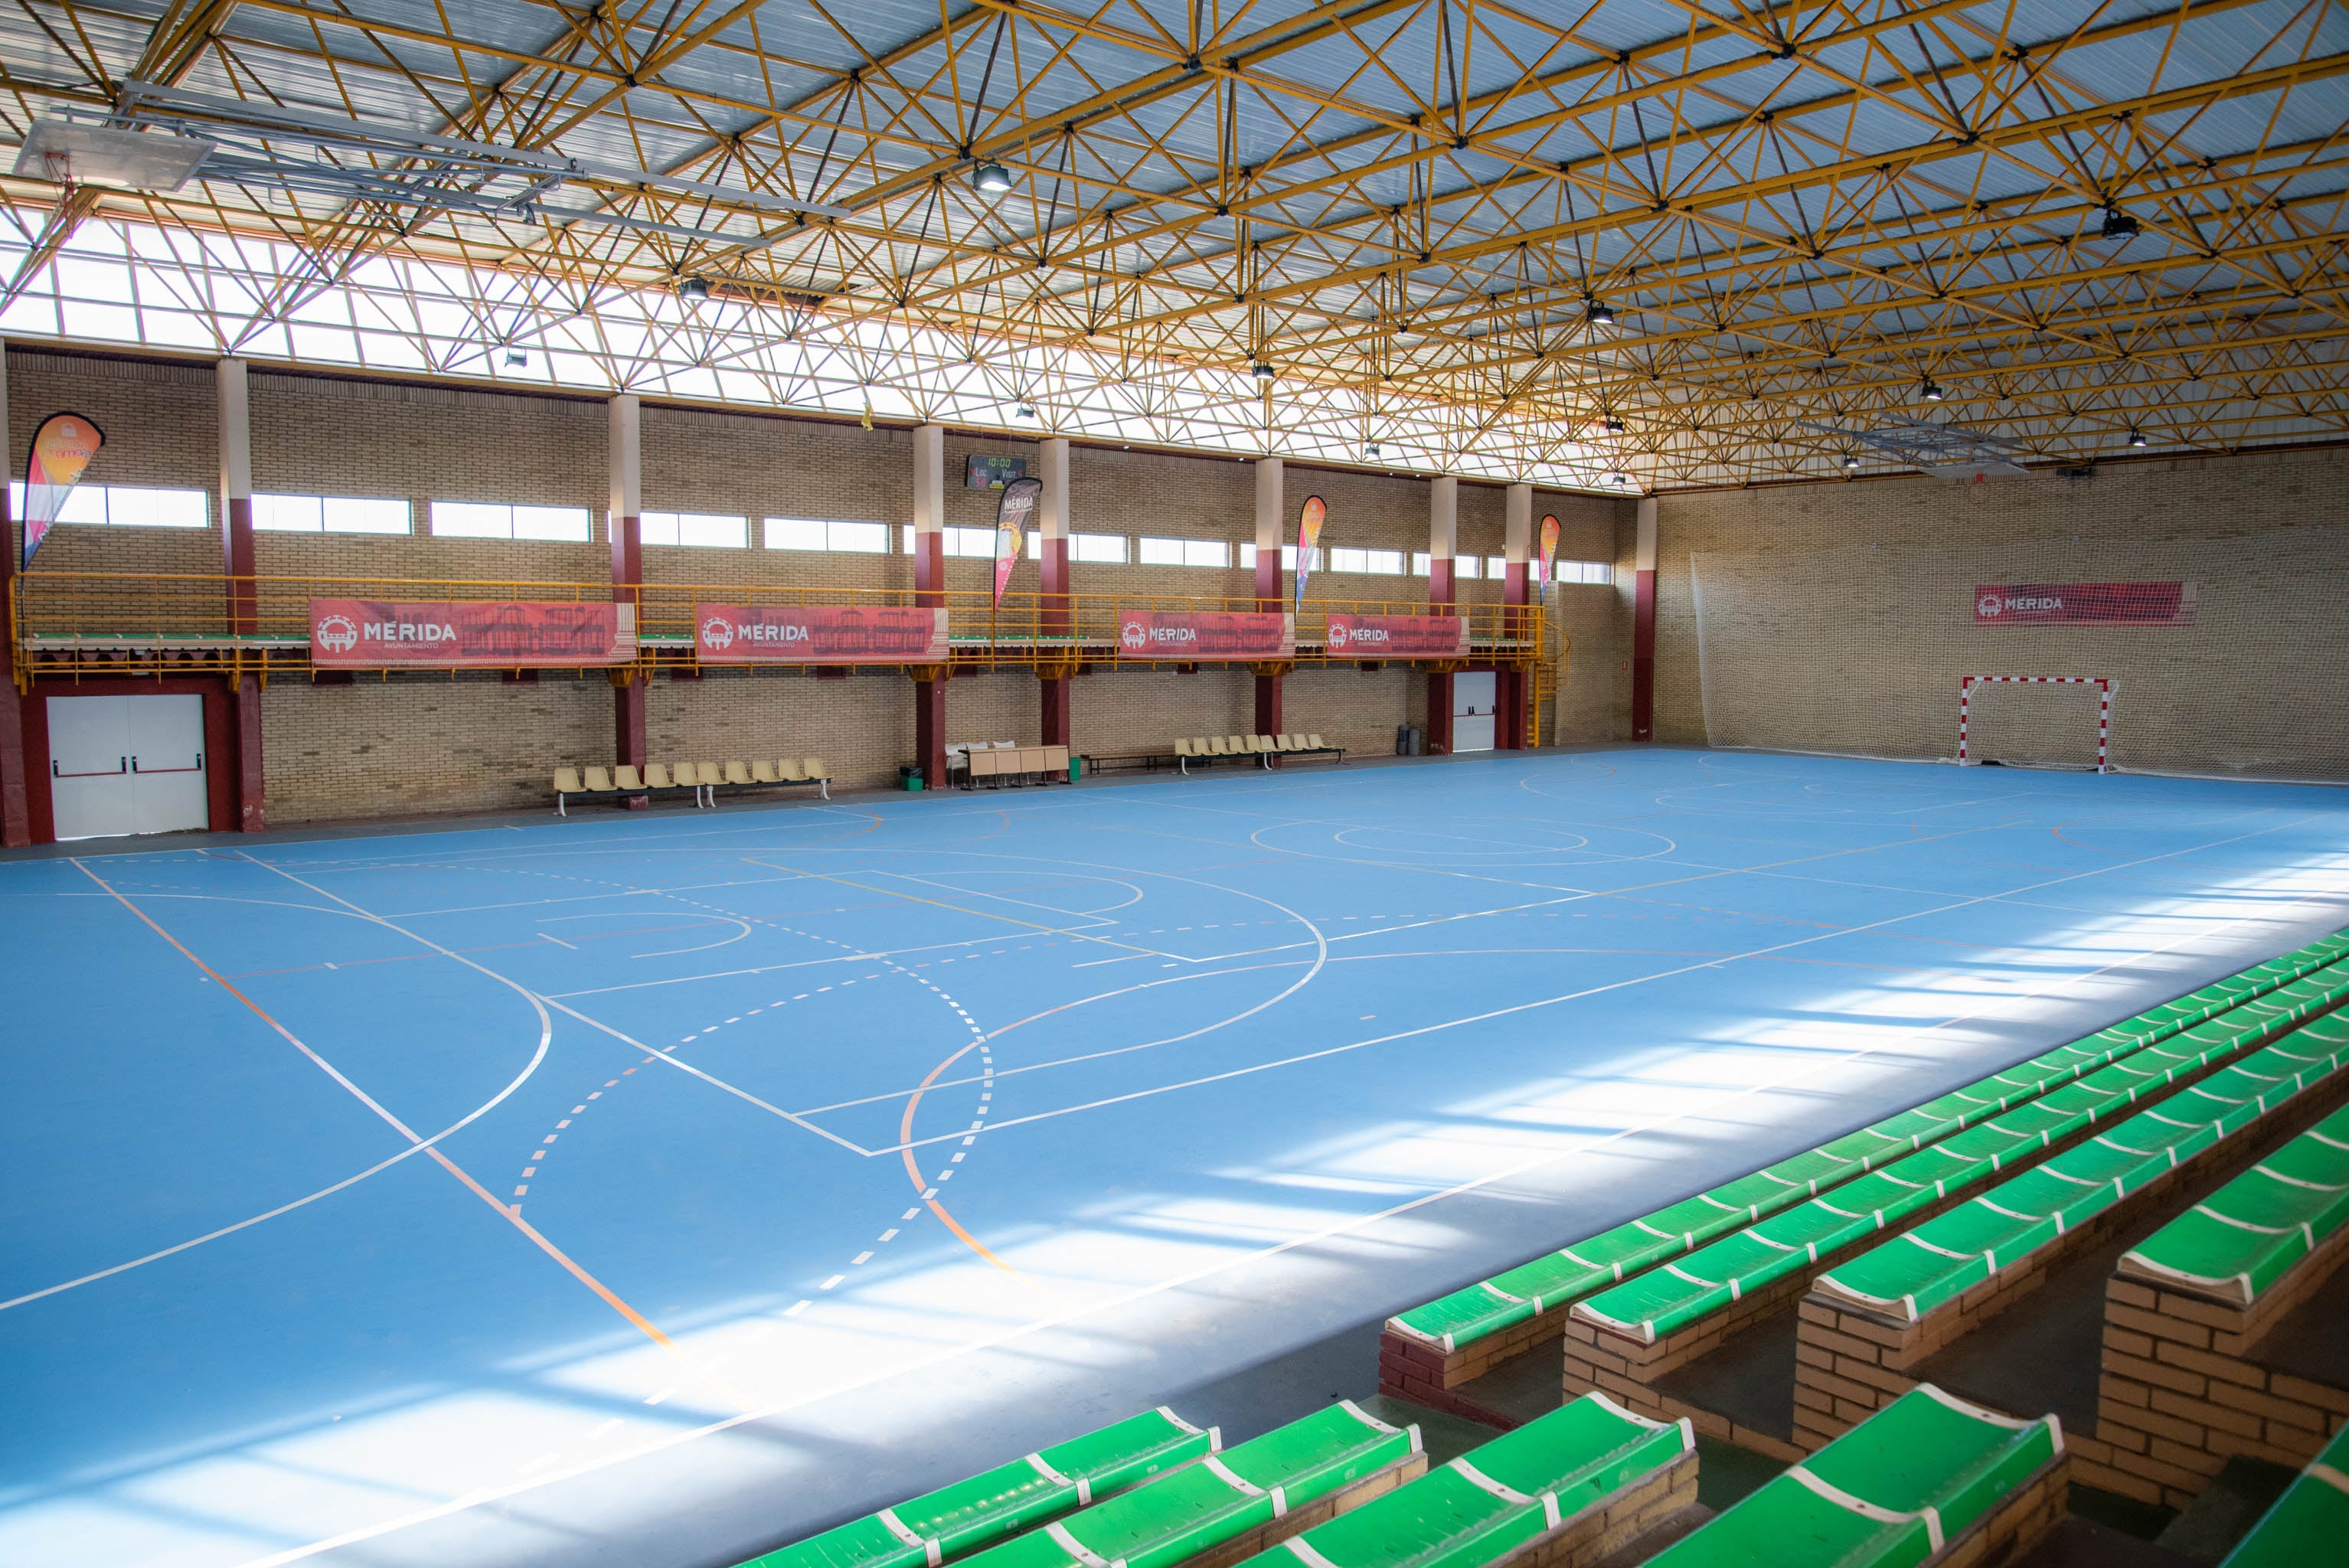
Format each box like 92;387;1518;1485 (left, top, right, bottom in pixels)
1253;362;1276;381
2100;206;2139;240
1843;453;1861;469
970;161;1014;195
1602;415;1625;433
1920;378;1946;401
2126;428;2149;447
678;276;711;302
1585;299;1616;325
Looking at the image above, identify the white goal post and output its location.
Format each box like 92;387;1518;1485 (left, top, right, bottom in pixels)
1957;675;2113;774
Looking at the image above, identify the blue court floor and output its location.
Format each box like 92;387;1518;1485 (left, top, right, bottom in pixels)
5;748;2348;1568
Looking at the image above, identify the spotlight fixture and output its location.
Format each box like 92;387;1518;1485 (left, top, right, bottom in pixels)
1602;416;1625;433
1585;299;1616;325
1014;403;1037;419
1609;472;1631;487
1252;362;1276;381
1363;441;1381;459
1843;453;1861;469
1920;378;1946;401
2099;206;2139;240
678;276;711;302
503;346;528;368
971;160;1014;195
2126;427;2148;447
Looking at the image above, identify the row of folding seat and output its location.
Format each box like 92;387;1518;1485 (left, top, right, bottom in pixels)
1174;733;1343;772
553;758;831;814
1380;929;2349;1400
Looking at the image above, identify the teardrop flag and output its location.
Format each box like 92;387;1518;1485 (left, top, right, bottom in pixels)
21;410;103;568
992;475;1041;609
1292;495;1327;609
1537;513;1560;603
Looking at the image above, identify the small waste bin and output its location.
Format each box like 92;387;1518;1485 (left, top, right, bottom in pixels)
1395;724;1423;756
1070;756;1083;782
899;763;924;792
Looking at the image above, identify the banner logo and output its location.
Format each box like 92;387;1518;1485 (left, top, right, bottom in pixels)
696;605;949;663
1325;612;1468;659
309;599;632;666
1974;582;2196;627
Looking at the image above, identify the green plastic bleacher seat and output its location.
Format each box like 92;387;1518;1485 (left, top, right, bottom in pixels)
1257;1396;1687;1568
959;1403;1420;1568
1386;932;2349;1359
1644;1386;2060;1568
739;1407;1213;1568
2117;1099;2349;1307
2218;1422;2349;1567
1573;961;2349;1345
1812;1011;2349;1323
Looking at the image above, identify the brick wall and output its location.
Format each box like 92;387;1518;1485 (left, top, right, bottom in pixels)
1650;449;2349;779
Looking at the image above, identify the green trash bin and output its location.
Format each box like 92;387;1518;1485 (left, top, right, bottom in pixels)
1069;756;1083;782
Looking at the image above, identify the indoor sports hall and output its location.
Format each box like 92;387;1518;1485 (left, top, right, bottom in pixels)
1;5;2346;1568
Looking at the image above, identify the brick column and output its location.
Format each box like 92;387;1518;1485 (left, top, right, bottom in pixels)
219;358;265;830
1037;435;1071;747
1425;474;1457;756
911;423;948;787
1253;456;1283;737
1632;495;1657;742
1497;481;1531;750
0;344;27;847
607;394;646;789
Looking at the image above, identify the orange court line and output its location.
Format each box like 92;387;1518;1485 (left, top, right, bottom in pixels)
72;859;681;1354
897;1043;1024;1279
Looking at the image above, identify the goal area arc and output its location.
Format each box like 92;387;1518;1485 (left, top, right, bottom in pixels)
1956;675;2113;774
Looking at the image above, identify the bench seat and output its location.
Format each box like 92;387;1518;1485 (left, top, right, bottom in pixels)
1256;1396;1689;1568
739;1406;1213;1568
2118;1099;2349;1308
959;1403;1421;1568
1643;1386;2063;1568
2216;1423;2349;1568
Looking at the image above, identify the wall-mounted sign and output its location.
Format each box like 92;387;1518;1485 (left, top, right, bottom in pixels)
1973;582;2197;627
965;455;1029;490
697;604;949;663
1324;612;1469;658
1116;609;1294;661
310;599;633;665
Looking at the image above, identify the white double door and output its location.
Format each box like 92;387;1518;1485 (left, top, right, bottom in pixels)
48;694;210;840
1452;671;1498;753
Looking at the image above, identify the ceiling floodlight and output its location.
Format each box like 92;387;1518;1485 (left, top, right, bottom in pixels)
1609;472;1631;487
1252;362;1276;381
678;276;711;302
1602;415;1625;433
2126;427;2149;447
1015;403;1037;418
2100;207;2140;240
1920;378;1946;401
1585;299;1616;325
970;161;1014;195
14;119;213;191
1843;453;1861;469
1363;441;1381;458
504;347;528;367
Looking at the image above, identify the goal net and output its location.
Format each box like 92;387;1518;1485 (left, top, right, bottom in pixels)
1957;677;2110;773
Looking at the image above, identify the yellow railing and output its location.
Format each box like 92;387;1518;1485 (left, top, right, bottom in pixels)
11;571;1544;678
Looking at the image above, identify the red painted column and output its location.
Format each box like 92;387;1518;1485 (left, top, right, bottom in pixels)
1632;495;1657;742
608;394;647;791
1253;456;1282;743
1037;436;1071;748
220;358;266;829
0;345;28;847
912;424;948;789
1253;671;1282;738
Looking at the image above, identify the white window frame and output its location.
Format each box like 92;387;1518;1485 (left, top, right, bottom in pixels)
1139;536;1230;568
766;517;889;553
642;510;750;548
252;492;410;534
430;501;592;541
9;481;208;529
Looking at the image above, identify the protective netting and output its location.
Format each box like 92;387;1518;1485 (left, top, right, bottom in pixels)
1690;530;2349;781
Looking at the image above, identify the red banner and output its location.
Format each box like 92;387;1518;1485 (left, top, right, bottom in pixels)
1974;582;2197;627
697;604;949;663
1324;612;1469;658
1117;609;1294;661
309;599;632;666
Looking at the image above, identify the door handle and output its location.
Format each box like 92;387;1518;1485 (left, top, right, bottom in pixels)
54;756;129;779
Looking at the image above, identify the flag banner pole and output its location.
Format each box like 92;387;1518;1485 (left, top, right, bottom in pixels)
992;475;1042;649
1292;495;1327;611
21;411;103;570
1537;513;1559;605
